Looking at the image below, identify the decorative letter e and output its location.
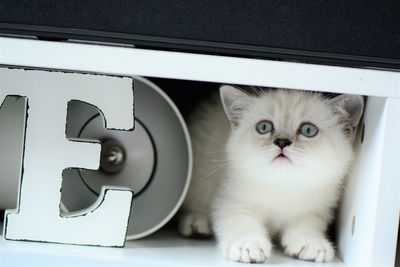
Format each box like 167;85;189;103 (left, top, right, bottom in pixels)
0;68;134;247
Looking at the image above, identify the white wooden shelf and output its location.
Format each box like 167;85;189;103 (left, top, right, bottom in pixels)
0;36;398;267
0;37;399;98
0;226;345;267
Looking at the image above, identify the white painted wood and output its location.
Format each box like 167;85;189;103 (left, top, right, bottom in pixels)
338;96;386;266
370;97;400;267
0;37;399;98
0;228;346;267
0;68;134;247
338;96;400;267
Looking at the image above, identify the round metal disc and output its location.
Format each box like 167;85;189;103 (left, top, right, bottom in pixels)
78;116;155;196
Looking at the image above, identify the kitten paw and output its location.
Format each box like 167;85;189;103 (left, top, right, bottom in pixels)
282;236;334;262
224;235;272;263
179;212;212;238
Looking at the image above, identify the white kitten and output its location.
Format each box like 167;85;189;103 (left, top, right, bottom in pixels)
179;85;364;263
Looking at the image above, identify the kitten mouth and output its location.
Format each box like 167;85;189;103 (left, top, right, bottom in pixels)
274;153;292;163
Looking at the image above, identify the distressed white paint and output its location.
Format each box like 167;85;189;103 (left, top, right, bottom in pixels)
0;68;134;247
0;37;399;98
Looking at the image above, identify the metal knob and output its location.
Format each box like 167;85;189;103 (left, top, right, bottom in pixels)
100;139;127;174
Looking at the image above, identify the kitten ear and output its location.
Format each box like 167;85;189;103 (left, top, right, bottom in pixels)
220;85;252;127
329;94;364;136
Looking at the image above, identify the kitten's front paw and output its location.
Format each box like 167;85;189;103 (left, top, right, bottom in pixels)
179;212;212;238
282;235;334;262
223;235;272;263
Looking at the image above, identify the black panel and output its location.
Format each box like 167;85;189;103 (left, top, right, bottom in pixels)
0;1;399;69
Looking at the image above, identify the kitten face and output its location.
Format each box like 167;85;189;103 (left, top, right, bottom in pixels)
220;86;364;186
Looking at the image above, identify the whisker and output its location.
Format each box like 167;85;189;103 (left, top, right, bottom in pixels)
197;160;231;183
339;182;349;193
199;149;226;154
210;158;230;162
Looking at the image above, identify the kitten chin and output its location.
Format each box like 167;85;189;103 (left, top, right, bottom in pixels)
179;85;363;263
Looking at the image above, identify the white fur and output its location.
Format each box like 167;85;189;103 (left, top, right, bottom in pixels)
180;86;363;263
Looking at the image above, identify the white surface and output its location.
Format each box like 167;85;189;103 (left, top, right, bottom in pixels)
0;227;346;267
0;37;399;98
338;96;400;267
0;68;134;246
370;97;400;266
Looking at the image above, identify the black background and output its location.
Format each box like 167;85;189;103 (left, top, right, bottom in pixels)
1;1;399;68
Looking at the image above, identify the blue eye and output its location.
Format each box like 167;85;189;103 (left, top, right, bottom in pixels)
256;120;273;134
300;123;318;137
